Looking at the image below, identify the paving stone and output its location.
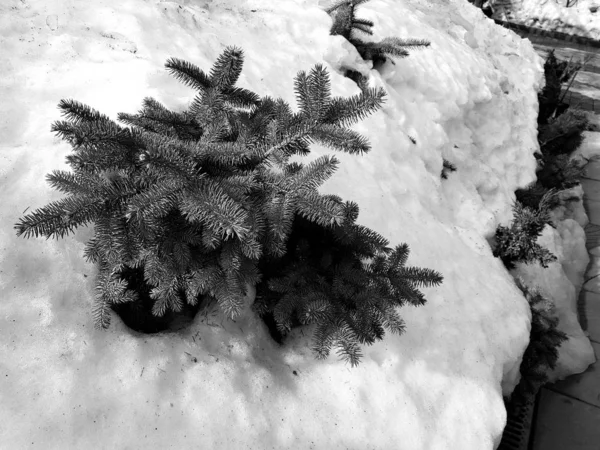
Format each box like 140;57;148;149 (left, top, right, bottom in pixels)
583;270;600;294
551;341;600;406
580;290;600;343
533;388;600;450
581;178;600;202
584;162;600;182
583;197;600;225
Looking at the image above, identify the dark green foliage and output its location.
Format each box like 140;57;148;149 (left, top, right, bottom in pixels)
515;181;551;211
493;191;557;270
441;158;456;180
535;109;588;195
517;51;588;210
468;0;493;17
536;153;586;192
326;0;429;86
538;109;588;157
538;50;582;125
512;279;568;401
15;47;442;364
255;206;443;366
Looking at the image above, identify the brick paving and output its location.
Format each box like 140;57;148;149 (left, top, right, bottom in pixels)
531;140;600;450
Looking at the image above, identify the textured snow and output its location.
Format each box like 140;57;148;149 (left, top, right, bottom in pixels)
0;0;592;448
516;0;600;39
514;184;595;381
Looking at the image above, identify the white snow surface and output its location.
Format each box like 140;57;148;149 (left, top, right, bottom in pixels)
512;0;600;40
0;0;592;448
514;184;595;381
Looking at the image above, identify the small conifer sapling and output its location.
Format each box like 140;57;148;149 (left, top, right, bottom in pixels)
15;46;442;365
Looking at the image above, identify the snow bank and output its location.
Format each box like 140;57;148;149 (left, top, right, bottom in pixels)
514;185;595;380
504;0;600;40
0;0;560;448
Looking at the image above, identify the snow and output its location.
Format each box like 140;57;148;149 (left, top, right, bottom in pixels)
0;0;594;448
504;0;600;40
514;184;595;381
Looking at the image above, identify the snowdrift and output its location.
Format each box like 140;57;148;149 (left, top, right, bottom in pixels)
494;0;600;40
0;0;592;448
519;0;600;40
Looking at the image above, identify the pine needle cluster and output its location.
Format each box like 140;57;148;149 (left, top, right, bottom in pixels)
325;0;430;87
512;279;568;401
493;191;558;270
15;47;442;364
516;51;588;210
256;208;442;366
538;50;583;125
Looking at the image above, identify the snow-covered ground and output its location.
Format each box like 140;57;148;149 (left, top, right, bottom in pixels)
495;0;600;40
0;0;594;448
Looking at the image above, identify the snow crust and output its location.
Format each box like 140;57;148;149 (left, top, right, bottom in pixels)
514;184;595;381
0;0;590;448
514;0;600;40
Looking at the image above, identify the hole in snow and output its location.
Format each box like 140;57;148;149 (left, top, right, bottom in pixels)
111;265;201;334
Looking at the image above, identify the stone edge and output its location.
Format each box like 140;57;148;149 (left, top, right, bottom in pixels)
493;19;600;49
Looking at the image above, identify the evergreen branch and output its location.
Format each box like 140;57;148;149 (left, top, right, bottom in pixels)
379;37;431;50
323;87;386;127
189;88;229;126
307;64;332;120
294;70;314;118
343;200;360;223
397;266;444;288
266;194;295;242
45;170;99;197
209;46;245;89
127;179;184;219
201;226;221;250
299;292;332;324
273;293;302;333
15;195;103;239
285;155;339;192
387;243;410;270
312;321;337;359
202;141;256;166
83;237;102;264
310;124;372;154
187;264;222;300
295;191;345;227
141;134;199;180
165;58;212;92
214;277;246;319
352;18;374;34
324;0;354;13
222;86;261;108
151;281;184;316
379;303;406;335
57;99;111;125
180;182;249;238
260;122;315;160
51;119;128;150
93;295;112;329
389;278;427;306
118;113;176;136
352;22;374;36
333;323;363;367
219;241;243;273
93;268;135;328
356;41;409;60
351;224;390;255
118;97;199;138
237;258;262;287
